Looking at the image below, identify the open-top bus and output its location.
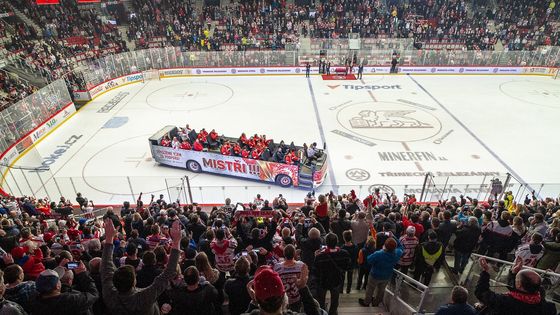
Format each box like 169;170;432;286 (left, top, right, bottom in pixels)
149;126;328;188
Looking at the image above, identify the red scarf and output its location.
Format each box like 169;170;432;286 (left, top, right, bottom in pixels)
507;290;541;305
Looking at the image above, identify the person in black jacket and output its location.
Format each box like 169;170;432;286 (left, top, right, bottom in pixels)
475;257;556;315
295;227;323;275
314;233;351;315
413;231;443;286
237;219;277;252
30;262;98;315
224;256;252;315
452;217;481;274
167;266;219;315
136;251;163;288
186;214;207;245
330;210;351;246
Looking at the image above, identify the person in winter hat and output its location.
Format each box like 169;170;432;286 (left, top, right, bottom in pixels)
243;265;320;315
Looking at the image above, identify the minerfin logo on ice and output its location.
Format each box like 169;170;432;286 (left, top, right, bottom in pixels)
36;135;83;172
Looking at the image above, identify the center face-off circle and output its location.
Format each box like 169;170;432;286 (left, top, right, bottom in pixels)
336;101;442;142
146;82;234;111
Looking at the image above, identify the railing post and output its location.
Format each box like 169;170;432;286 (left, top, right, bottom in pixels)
417;287;430;313
185;176;193;204
420;172;432;202
126;176;135;202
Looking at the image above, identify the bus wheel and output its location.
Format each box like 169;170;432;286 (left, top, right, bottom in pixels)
275;174;293;187
186;160;201;173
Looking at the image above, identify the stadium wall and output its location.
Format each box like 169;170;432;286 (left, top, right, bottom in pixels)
0;102;77;196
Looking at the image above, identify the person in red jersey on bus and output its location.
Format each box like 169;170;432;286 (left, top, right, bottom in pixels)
221;142;232;155
233;143;241;156
241;148;250;158
193;139;204;151
180;140;192;150
239;133;248;145
198;128;209;143
251;148;261;159
209;129;219;142
160;135;171;147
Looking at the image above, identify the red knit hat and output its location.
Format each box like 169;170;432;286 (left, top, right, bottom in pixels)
254;266;285;301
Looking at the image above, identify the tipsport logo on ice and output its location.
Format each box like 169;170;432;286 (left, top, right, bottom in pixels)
338;84;402;91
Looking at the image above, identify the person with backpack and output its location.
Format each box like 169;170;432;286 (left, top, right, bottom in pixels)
359;237;403;307
314;233;351;315
356;237;376;291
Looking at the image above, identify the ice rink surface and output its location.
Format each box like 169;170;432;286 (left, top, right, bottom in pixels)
7;74;560;204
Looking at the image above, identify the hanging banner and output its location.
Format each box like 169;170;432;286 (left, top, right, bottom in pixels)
36;0;60;4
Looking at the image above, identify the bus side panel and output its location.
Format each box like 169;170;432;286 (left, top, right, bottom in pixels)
151;145;298;184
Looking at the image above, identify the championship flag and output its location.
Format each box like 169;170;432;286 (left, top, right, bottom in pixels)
36;0;60;4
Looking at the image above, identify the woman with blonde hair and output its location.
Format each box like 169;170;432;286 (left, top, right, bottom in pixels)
195;252;225;314
195;252;219;284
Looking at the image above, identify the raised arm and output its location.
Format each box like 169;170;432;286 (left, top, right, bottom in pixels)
101;219;118;295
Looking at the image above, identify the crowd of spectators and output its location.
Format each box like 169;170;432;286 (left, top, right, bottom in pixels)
493;0;559;50
0;0;558;109
0;71;36;111
0;186;557;315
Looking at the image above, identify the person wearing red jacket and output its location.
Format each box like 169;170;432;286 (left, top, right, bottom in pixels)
241;148;250;158
160;136;171;147
251;149;261;159
233;143;241;156
193;139;204;151
285;153;293;165
221;142;232;155
288;149;299;164
11;245;45;280
180;141;192;150
197;131;208;143
209;129;219;142
239;133;248;145
402;213;424;238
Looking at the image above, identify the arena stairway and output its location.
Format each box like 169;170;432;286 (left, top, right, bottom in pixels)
6;3;42;35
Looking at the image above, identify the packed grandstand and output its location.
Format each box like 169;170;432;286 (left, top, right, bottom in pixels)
0;0;560;314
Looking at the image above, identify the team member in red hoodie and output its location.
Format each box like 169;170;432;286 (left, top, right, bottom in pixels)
241;148;250;158
221;142;232;155
209;129;219;142
193;139;204;151
180;140;192;150
11;245;45;280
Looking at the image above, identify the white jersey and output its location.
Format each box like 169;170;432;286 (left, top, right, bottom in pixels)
515;243;544;267
273;260;305;305
210;238;238;272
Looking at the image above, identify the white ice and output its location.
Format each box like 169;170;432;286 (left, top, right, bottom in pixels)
5;74;560;205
